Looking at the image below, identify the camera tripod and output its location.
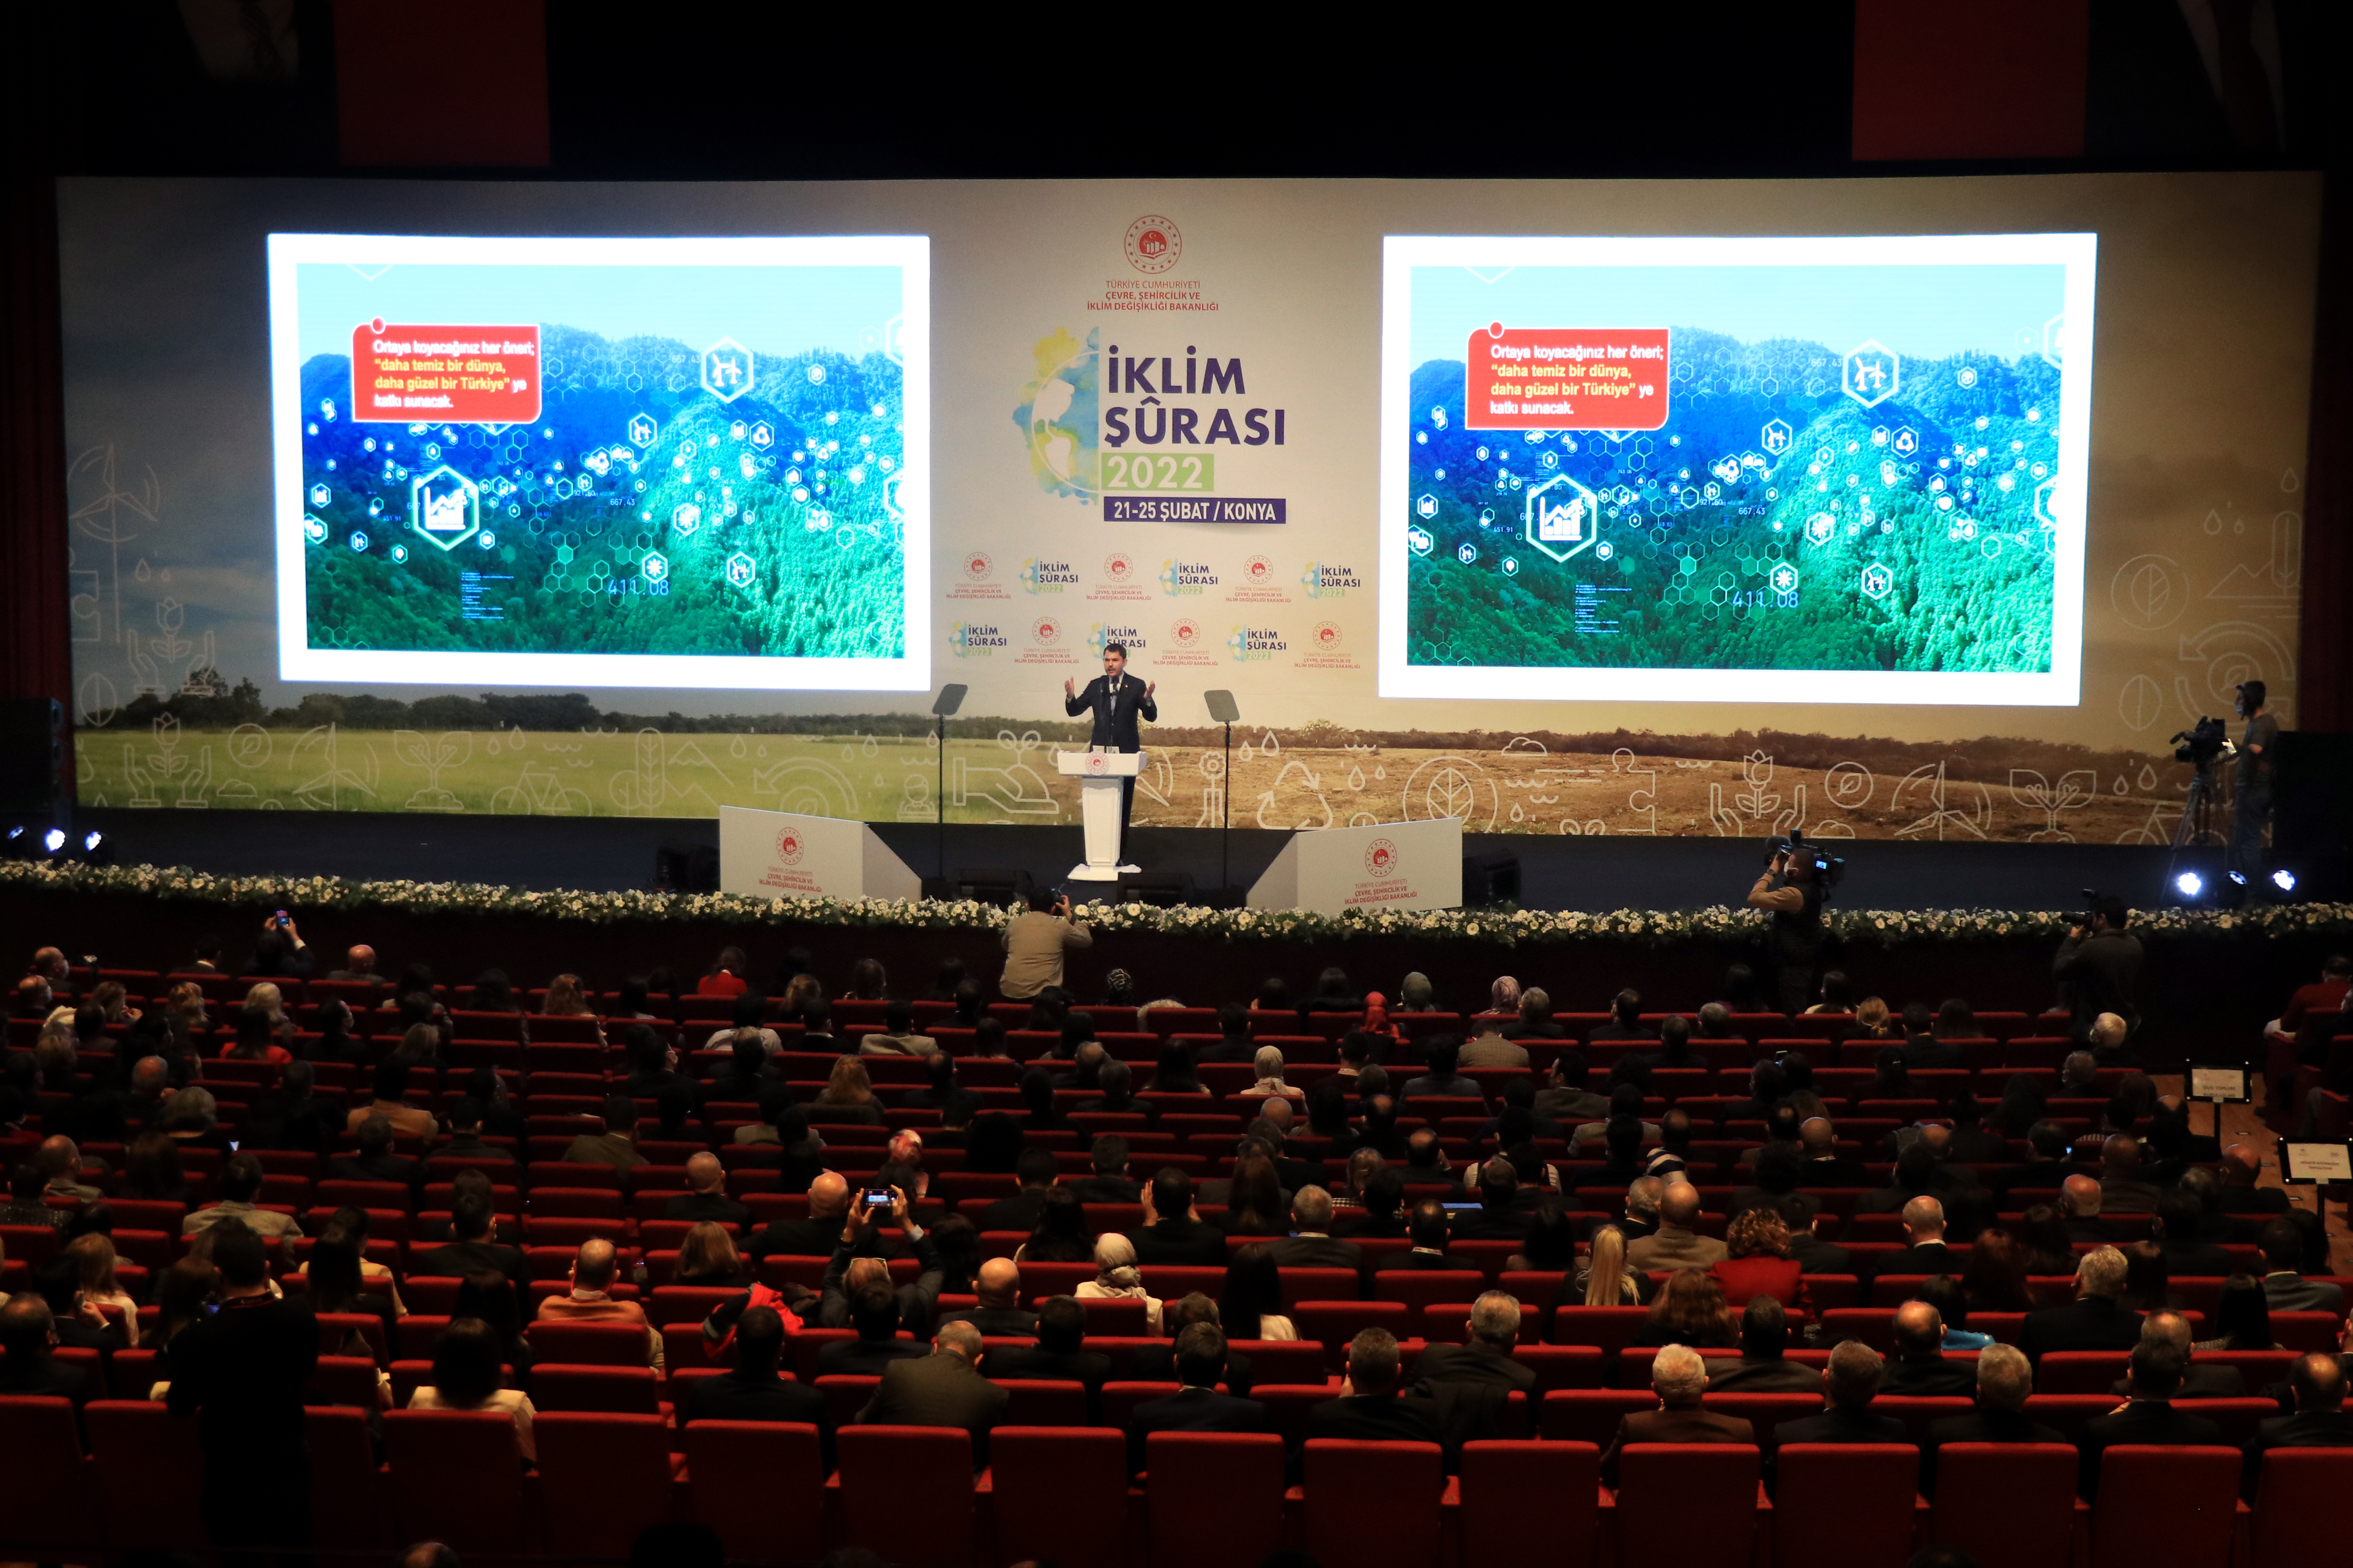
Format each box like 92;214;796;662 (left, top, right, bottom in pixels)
2164;758;2219;888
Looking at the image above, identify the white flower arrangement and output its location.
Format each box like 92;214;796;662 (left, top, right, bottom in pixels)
4;859;2349;948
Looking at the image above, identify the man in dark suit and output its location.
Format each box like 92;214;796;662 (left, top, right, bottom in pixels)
2018;1246;2143;1364
1128;1293;1255;1395
2257;1218;2347;1313
2097;1135;2162;1214
2107;1311;2246;1401
1855;1145;1946;1217
814;1285;931;1377
1707;1296;1824;1393
1305;1328;1443;1448
1772;1341;1910;1465
1412;1290;1537;1397
1587;990;1651;1044
2053;899;2142;1042
1126;1169;1229;1266
1386;1200;1461;1271
1778;1197;1853;1278
1794;1116;1872;1190
1600;1344;1756;1484
1993;1121;2079;1205
2217;1143;2291;1218
1884;1196;1959;1278
325;1114;419;1188
936;1258;1039;1338
242;1061;341;1157
1533;1050;1610;1122
1127;1322;1271;1473
747;1173;876;1262
2151;1192;2236;1278
2242;1352;2353;1491
1451;1160;1534;1242
2076;1341;2225;1499
988;1295;1112;1417
1943;1093;2011;1165
1063;642;1156;860
1068;1134;1143;1204
1265;1187;1366;1272
0;1295;96;1409
682;1305;827;1433
1922;1343;2063;1489
975;1149;1061;1236
664;1152;753;1227
410;1191;530;1289
856;1321;1010;1464
2058;1175;2123;1245
1883;1301;1976;1396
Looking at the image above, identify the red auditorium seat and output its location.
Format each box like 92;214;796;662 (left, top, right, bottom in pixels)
1929;1443;2081;1568
998;1378;1090;1428
0;1395;96;1557
1292;1302;1412;1366
682;1421;823;1561
1541;1388;1656;1445
2249;1447;2353;1568
1612;1443;1762;1568
990;1426;1131;1568
1553;1305;1650;1351
1776;1443;1919;1568
1228;1338;1327;1385
1457;1440;1598;1568
1703;1391;1825;1448
2088;1446;2242;1568
2031;1351;2128;1395
85;1400;208;1552
306;1403;386;1554
536;1412;680;1558
383;1408;533;1555
528;1320;653;1366
535;1364;665;1415
1376;1268;1488;1312
835;1426;976;1568
1146;1431;1287;1568
1101;1379;1179;1430
1304;1438;1447;1568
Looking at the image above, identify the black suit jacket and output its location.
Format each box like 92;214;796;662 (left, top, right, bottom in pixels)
1412;1341;1536;1396
985;1345;1112;1415
937;1305;1039;1337
2244;1409;2353;1488
1922;1408;2065;1488
2107;1364;2246;1401
2018;1297;2144;1362
1706;1357;1823;1394
1265;1235;1365;1272
411;1239;530;1289
1798;1157;1874;1189
857;1353;1010;1462
1129;1342;1253;1397
1884;1242;1959;1278
1787;1233;1854;1276
1385;1249;1465;1272
1128;1388;1271;1472
1127;1217;1229;1267
1066;672;1156;751
326;1152;418;1187
976;1191;1051;1236
684;1368;826;1429
2077;1400;2225;1498
1883;1353;1976;1397
1773;1405;1911;1451
1069;1176;1142;1204
1304;1392;1444;1448
2159;1240;2238;1278
665;1191;754;1226
816;1338;927;1378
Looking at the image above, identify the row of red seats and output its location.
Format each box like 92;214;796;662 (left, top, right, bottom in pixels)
1;1400;2328;1568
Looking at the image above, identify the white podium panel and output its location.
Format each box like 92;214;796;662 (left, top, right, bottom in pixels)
1247;817;1462;913
1055;749;1142;881
719;805;922;902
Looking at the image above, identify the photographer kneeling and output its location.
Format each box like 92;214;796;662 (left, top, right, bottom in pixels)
1746;837;1825;1017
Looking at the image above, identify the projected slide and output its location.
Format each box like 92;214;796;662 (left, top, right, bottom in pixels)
1379;234;2095;705
267;234;929;690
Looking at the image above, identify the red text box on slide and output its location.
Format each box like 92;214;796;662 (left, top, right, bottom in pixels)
352;321;542;423
1464;325;1670;431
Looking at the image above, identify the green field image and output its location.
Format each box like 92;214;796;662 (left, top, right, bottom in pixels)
300;324;905;659
1404;330;2061;672
77;724;1114;822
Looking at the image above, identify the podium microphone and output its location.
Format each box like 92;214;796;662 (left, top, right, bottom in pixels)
1204;690;1241;905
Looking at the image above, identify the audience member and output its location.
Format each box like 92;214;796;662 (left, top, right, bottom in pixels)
2075;1341;2224;1499
1705;1296;1819;1392
1599;1343;1753;1484
534;1238;664;1371
855;1320;1008;1464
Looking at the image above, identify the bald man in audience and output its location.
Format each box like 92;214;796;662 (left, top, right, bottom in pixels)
2097;1134;2161;1214
2060;1174;2122;1244
1886;1196;1955;1275
2243;1352;2353;1488
856;1320;1008;1465
664;1152;752;1226
2217;1143;2290;1216
1796;1116;1871;1188
534;1238;663;1370
2109;1309;2246;1400
746;1171;873;1259
1625;1181;1727;1272
1884;1300;1975;1395
937;1258;1039;1337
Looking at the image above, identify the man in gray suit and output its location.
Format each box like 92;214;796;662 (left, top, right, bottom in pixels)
2257;1218;2346;1313
859;999;938;1057
1458;1027;1530;1070
856;1320;1009;1465
1625;1180;1727;1273
1265;1187;1366;1272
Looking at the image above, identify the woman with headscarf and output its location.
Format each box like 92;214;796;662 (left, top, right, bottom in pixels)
1076;1232;1163;1333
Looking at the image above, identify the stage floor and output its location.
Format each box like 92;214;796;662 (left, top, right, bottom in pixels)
71;806;2199;912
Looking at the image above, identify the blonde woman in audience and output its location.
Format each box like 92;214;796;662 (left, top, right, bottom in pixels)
781;973;826;1020
244;982;299;1049
1578;1223;1643;1305
1853;997;1894;1039
1248;1045;1305;1101
1077;1232;1163;1333
164;981;208;1036
66;1233;140;1345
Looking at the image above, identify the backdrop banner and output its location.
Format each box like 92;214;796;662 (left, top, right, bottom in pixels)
57;174;2320;845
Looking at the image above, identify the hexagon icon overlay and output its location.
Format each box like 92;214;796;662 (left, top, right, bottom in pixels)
701;339;755;403
627;413;658;448
725;552;758;589
409;465;481;551
1842;340;1900;409
1523;474;1598;563
641;551;669;584
1858;562;1895;600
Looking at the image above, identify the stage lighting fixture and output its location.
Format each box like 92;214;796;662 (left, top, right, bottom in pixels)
79;830;115;868
2272;868;2299;895
2172;870;2205;901
3;825;31;860
41;827;67;858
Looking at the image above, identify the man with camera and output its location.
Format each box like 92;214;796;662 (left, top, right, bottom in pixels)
1745;835;1825;1016
2231;680;2277;881
2055;894;2142;1043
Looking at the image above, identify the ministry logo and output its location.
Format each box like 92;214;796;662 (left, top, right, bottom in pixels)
962;550;994;582
1169;618;1203;651
773;828;804;866
1103;551;1137;585
1031;616;1063;646
1124;215;1183;275
1302;561;1363;598
1364;838;1398;878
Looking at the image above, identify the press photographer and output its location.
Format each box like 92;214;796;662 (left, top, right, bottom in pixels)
2054;891;2142;1043
1746;831;1835;1015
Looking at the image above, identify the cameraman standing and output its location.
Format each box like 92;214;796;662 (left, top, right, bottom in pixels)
2231;679;2277;881
2054;894;2142;1043
1746;841;1823;1016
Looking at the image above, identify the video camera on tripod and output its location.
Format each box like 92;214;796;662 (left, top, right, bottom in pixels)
2171;716;2231;768
1767;827;1845;898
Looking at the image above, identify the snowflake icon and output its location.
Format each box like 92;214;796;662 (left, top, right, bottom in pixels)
1769;563;1799;595
640;551;668;583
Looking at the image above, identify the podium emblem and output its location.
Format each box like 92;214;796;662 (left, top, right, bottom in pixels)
1364;837;1398;877
773;828;804;866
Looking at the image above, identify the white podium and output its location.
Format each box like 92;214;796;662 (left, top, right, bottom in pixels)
1247;816;1462;913
718;805;922;901
1056;749;1142;881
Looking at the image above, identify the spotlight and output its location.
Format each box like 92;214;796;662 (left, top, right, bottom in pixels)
78;830;114;868
2272;868;2299;895
41;827;66;857
2172;870;2205;901
3;825;31;860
